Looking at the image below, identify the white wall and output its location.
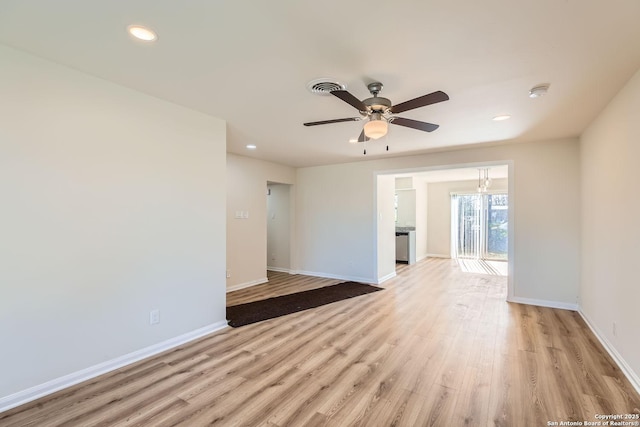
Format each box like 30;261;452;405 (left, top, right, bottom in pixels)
227;154;295;290
267;184;291;272
296;139;580;305
377;175;396;282
414;179;428;261
0;45;227;402
580;68;640;388
295;161;377;282
427;178;508;257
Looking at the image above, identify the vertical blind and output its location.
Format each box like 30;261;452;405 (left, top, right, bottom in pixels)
451;193;508;260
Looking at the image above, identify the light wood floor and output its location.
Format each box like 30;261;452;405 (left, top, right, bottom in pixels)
2;258;639;426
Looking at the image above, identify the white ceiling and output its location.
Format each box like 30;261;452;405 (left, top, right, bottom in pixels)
1;1;639;168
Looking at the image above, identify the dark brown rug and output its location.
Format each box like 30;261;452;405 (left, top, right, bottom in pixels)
226;282;383;327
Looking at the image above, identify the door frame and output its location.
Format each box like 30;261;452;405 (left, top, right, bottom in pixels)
373;160;514;302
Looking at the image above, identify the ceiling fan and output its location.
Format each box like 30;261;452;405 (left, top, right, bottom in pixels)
303;82;449;144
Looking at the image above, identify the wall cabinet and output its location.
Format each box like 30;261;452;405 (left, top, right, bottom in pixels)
396;189;416;227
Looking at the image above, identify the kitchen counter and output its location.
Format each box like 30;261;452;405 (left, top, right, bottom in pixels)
395;226;415;233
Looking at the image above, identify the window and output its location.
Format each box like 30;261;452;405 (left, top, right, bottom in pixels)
451;193;508;260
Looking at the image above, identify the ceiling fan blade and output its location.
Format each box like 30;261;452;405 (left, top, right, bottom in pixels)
303;117;360;126
358;129;370;142
331;90;367;111
390;91;449;114
391;117;439;132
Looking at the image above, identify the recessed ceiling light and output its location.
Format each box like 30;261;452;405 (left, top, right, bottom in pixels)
348;138;358;144
492;115;511;121
127;25;158;42
529;84;550;98
246;144;257;150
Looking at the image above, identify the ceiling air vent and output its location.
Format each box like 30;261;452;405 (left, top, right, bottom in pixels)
306;78;346;95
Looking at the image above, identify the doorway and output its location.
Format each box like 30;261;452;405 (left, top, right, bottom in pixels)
266;183;291;273
376;161;514;295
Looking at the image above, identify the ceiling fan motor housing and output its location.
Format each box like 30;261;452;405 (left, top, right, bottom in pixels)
363;97;392;113
364;82;391;112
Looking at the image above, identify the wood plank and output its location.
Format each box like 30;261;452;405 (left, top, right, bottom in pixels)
2;259;639;426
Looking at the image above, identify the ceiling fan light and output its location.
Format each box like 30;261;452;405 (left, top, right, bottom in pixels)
364;119;388;140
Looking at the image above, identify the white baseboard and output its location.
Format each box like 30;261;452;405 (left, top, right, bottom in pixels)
267;266;292;274
427;253;451;259
578;309;640;396
226;277;268;293
376;271;396;285
507;296;578;311
293;270;374;284
0;321;228;414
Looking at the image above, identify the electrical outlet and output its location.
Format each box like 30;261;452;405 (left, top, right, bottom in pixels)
226;270;231;278
150;309;160;325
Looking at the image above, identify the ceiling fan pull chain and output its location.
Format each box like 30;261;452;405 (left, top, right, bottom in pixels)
385;126;390;151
